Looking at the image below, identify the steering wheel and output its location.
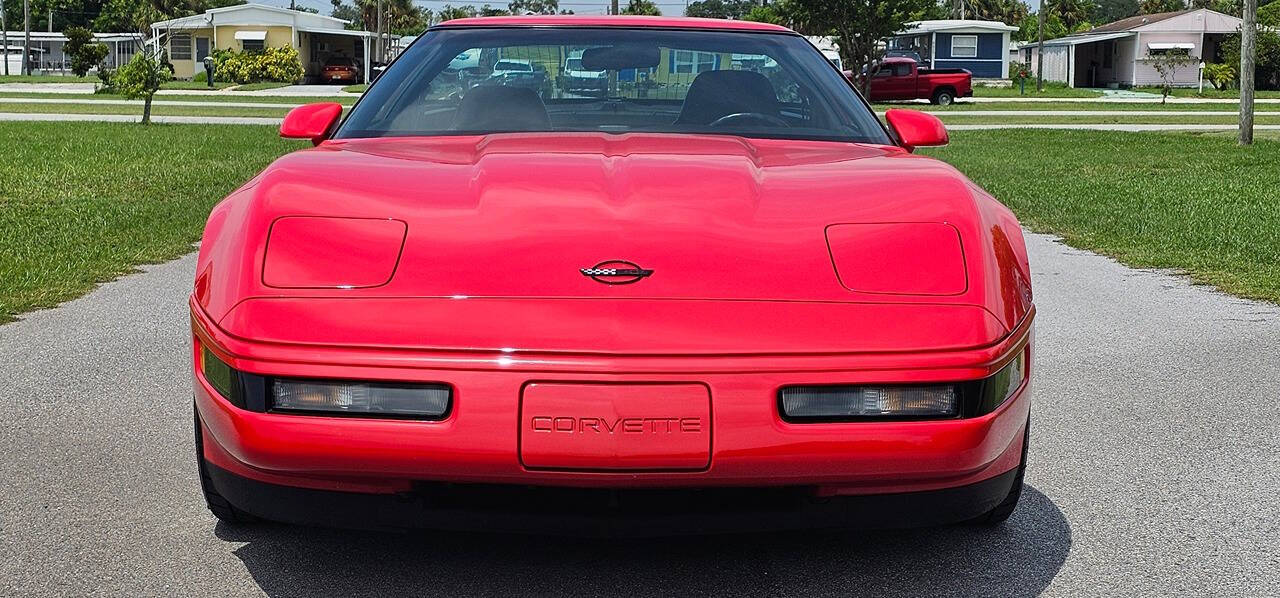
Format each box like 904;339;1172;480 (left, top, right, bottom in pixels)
708;112;790;128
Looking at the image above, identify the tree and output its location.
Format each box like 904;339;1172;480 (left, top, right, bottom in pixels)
621;0;660;15
330;0;362;27
1223;26;1280;88
684;0;755;19
1149;47;1193;102
1094;0;1139;23
1138;0;1184;13
114;49;171;124
968;0;1029;24
1260;0;1280;24
508;0;557;14
1016;11;1067;42
63;25;108;77
436;3;477;20
1049;0;1097;32
743;3;784;22
783;0;933;93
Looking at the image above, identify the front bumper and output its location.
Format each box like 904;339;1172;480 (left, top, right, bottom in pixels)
202;458;1020;535
192;298;1033;509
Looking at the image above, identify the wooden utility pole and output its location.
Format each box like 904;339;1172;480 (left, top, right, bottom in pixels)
23;0;30;75
1240;0;1257;145
611;0;619;14
376;0;383;63
1036;1;1046;92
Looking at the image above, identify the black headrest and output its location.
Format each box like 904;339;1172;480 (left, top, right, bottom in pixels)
453;85;551;131
675;70;780;126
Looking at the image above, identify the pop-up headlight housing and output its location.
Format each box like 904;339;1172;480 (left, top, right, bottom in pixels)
262;216;407;289
826;223;967;295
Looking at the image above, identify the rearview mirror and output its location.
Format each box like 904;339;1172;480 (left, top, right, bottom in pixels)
280;102;344;145
884;109;948;151
581;45;660;71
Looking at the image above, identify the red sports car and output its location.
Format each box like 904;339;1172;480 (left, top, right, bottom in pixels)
191;16;1034;535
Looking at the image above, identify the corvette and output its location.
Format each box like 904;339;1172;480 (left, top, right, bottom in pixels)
191;16;1034;535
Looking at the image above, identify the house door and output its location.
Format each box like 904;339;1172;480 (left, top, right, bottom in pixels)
195;37;211;73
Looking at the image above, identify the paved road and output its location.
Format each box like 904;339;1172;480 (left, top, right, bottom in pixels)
2;233;1278;597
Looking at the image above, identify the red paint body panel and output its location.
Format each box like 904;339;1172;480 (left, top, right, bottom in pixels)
191;21;1035;524
884;109;951;151
519;383;712;470
262;216;406;289
826;223;967;295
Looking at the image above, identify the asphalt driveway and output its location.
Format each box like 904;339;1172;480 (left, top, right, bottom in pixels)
2;233;1277;596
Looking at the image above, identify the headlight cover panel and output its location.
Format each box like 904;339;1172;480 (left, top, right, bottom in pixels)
825;223;968;296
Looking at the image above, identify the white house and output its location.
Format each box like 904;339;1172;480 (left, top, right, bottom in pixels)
886;20;1020;79
1017;9;1243;88
2;31;142;75
149;3;376;82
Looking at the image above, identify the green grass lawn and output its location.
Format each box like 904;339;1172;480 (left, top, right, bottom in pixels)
0;122;305;323
0;91;358;104
924;130;1280;303
0;102;293;118
915;101;1257;112
934;114;1280;125
971;84;1104;98
342;84;368;93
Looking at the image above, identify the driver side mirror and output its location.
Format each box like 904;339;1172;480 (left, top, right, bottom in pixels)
280;102;344;145
884;109;948;152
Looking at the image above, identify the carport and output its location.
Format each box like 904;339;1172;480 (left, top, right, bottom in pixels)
298;28;376;84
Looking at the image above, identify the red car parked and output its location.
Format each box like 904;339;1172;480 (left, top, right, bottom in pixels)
192;16;1034;535
867;57;974;105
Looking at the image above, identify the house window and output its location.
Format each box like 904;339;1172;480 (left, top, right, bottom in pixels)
672;50;717;74
169;33;192;60
242;39;265;52
951;35;978;58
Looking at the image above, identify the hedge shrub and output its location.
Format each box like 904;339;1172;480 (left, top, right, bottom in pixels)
211;46;304;84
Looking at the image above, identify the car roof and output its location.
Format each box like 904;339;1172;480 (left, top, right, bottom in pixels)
433;15;793;33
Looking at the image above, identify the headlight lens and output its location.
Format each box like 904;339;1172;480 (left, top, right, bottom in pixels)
779;348;1027;421
780;385;958;420
272;379;451;419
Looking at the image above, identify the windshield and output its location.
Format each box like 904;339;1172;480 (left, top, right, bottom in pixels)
337;27;891;144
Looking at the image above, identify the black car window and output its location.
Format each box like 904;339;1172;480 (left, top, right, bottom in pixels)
338;27;891;145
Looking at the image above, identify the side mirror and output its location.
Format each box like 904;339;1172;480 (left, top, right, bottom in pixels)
841;69;854;81
280;102;344;145
884;108;948;152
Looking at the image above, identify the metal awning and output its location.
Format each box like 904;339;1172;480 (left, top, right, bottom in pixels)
1042;31;1135;47
1148;42;1195;50
297;27;375;38
233;30;267;41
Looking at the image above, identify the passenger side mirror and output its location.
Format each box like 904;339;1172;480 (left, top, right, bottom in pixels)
280;102;344;145
884;109;948;152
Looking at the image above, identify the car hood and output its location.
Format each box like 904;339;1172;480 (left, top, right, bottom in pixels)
196;132;1032;348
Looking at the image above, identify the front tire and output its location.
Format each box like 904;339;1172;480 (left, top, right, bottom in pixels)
931;88;955;106
194;406;258;525
972;415;1029;525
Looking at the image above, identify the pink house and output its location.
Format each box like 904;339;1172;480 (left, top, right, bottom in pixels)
1017;9;1243;88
